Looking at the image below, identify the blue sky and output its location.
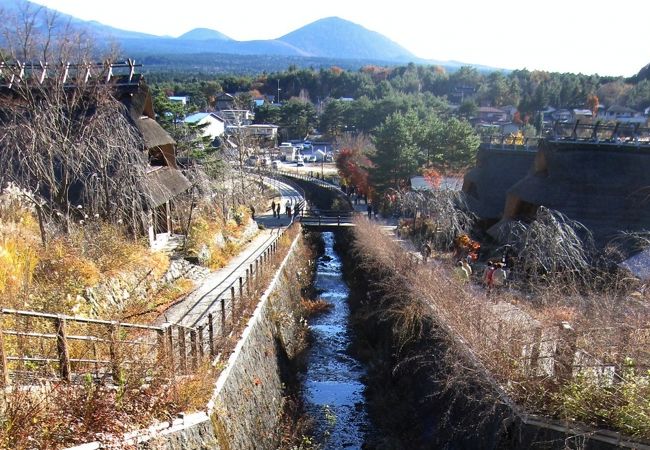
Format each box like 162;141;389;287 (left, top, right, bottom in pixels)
28;0;650;77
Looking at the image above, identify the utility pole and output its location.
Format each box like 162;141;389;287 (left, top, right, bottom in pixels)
277;79;281;105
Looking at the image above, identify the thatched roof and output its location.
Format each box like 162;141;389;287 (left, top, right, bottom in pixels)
137;117;175;149
145;167;191;207
462;146;537;219
502;139;650;248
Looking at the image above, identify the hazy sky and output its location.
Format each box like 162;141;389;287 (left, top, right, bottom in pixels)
29;0;650;77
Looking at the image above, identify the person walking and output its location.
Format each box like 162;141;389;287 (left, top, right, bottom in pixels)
483;261;497;294
367;203;372;219
421;241;432;263
286;200;292;218
271;200;276;218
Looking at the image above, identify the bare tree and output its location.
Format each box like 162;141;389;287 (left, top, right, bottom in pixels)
498;207;596;289
0;6;151;240
397;189;475;250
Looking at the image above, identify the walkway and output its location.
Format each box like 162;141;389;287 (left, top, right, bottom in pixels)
157;178;303;328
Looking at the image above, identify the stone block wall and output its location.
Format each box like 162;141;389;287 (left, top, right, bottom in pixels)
102;232;305;450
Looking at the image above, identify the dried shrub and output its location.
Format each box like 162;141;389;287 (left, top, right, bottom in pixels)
300;298;333;317
352;218;650;441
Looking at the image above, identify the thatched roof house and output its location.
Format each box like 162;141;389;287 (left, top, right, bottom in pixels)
114;77;191;246
501;139;650;246
462;145;537;220
464;132;650;253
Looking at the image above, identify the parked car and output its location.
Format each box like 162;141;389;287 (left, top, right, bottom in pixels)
295;155;305;167
271;160;280;169
306;155;317;162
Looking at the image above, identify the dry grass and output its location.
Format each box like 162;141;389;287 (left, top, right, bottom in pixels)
0;223;306;449
0;200;169;315
300;298;333;317
185;202;254;269
352;217;650;440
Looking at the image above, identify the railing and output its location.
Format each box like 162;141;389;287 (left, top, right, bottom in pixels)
0;308;171;384
260;167;345;194
301;209;355;227
481;122;650;150
549;121;650;146
480;135;540;150
0;223;301;385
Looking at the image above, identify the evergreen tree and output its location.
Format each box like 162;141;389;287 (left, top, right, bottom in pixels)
370;111;422;192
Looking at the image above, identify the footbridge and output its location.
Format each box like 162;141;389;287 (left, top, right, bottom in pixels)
258;168;357;230
300;209;355;230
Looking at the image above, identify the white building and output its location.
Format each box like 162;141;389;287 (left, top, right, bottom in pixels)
168;96;190;106
217;109;255;126
602;105;646;124
184;112;225;140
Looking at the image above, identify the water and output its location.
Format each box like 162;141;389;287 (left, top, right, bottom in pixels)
304;232;371;448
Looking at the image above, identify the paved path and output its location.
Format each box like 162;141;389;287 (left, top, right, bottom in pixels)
156;178;303;328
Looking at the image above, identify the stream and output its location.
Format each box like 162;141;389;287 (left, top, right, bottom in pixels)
303;231;372;448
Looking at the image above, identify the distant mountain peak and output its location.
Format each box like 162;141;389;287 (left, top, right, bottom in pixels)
177;28;231;41
278;16;416;61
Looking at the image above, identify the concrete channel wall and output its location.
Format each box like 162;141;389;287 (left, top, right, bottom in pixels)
68;232;305;450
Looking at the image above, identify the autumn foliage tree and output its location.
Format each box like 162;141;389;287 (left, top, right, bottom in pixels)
586;93;599;117
335;133;374;196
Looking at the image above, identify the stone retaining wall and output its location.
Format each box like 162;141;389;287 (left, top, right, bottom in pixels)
85;258;210;317
96;231;306;450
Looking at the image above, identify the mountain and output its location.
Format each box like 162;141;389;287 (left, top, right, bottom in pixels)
278;17;415;61
177;28;231;41
0;0;422;63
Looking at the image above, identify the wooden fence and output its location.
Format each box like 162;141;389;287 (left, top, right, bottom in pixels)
0;223;299;385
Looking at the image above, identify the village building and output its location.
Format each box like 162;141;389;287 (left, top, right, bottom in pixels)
463;124;650;256
217;109;254;126
601;105;646;124
476;106;508;123
183;112;226;140
215;92;235;110
106;70;193;249
168;95;190;106
0;61;191;249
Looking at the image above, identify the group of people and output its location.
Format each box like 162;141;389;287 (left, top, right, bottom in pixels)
366;203;378;220
421;237;512;294
270;199;301;219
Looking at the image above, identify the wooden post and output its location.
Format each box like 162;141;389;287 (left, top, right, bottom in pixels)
255;259;259;277
239;277;243;297
247;266;252;294
55;317;72;382
231;286;236;317
338;215;341;226
166;326;175;376
0;321;9;386
528;327;543;376
555;322;577;383
178;326;187;374
108;322;120;383
92;339;99;379
198;326;205;360
156;329;165;364
220;299;226;336
190;330;198;371
208;314;215;357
